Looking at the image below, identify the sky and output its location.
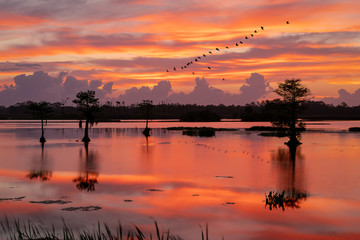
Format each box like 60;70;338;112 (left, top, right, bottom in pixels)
0;0;360;106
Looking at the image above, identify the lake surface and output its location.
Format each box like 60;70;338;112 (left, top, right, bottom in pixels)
0;120;360;239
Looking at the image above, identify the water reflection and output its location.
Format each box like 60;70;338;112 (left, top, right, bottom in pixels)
73;143;99;191
27;142;53;181
265;145;308;210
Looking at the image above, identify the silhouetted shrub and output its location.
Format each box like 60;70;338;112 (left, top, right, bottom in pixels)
182;127;216;137
349;127;360;132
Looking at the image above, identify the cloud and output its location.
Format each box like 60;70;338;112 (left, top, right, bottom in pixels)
321;88;360;106
117;80;172;104
116;73;271;105
240;73;271;101
0;71;114;106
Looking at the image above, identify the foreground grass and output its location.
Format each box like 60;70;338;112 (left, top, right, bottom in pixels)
0;217;211;240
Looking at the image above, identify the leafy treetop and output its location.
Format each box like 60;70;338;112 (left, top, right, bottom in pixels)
72;90;99;115
27;101;53;118
274;78;311;104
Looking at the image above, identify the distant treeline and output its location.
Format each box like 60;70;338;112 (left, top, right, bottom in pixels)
0;100;360;121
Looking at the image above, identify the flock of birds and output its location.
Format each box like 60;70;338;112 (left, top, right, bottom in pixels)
166;21;290;80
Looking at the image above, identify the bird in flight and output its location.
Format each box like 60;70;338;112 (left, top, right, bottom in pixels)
163;22;288;73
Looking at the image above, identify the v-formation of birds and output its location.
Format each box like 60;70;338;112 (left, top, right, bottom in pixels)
166;21;290;80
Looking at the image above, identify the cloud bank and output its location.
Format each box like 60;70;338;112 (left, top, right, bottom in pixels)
0;71;113;106
0;71;272;106
117;73;272;105
2;71;360;107
321;89;360;106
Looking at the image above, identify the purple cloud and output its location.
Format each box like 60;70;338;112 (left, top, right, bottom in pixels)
116;73;272;105
321;89;360;106
0;71;114;106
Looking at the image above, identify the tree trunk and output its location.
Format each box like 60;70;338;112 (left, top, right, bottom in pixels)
143;117;150;137
287;103;300;146
40;117;46;143
82;119;91;143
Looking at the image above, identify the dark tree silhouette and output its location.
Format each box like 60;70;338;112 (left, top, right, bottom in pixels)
272;79;310;146
139;100;153;137
73;90;100;143
73;143;98;191
27;101;52;143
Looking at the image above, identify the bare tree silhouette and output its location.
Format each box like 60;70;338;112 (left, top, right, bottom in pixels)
27;101;53;143
139;100;153;137
73;90;100;143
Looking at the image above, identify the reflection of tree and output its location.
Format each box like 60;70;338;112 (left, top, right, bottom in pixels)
73;143;99;191
27;142;53;181
265;145;307;211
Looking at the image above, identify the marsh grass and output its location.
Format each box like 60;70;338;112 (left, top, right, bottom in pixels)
0;217;209;240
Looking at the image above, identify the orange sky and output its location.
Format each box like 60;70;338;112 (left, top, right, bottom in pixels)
0;0;359;103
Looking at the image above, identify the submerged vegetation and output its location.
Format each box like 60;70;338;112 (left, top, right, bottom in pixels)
245;126;305;137
349;127;360;132
0;218;210;240
167;127;237;137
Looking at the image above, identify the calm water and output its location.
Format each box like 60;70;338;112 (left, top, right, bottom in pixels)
0;120;360;239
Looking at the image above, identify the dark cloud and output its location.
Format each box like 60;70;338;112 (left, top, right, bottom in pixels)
116;73;271;105
15;63;41;68
0;62;69;74
0;71;114;106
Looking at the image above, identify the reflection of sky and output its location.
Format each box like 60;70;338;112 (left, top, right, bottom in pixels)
1;119;360;131
0;122;360;239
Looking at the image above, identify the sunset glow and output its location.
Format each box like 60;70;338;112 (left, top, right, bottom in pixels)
0;0;360;106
